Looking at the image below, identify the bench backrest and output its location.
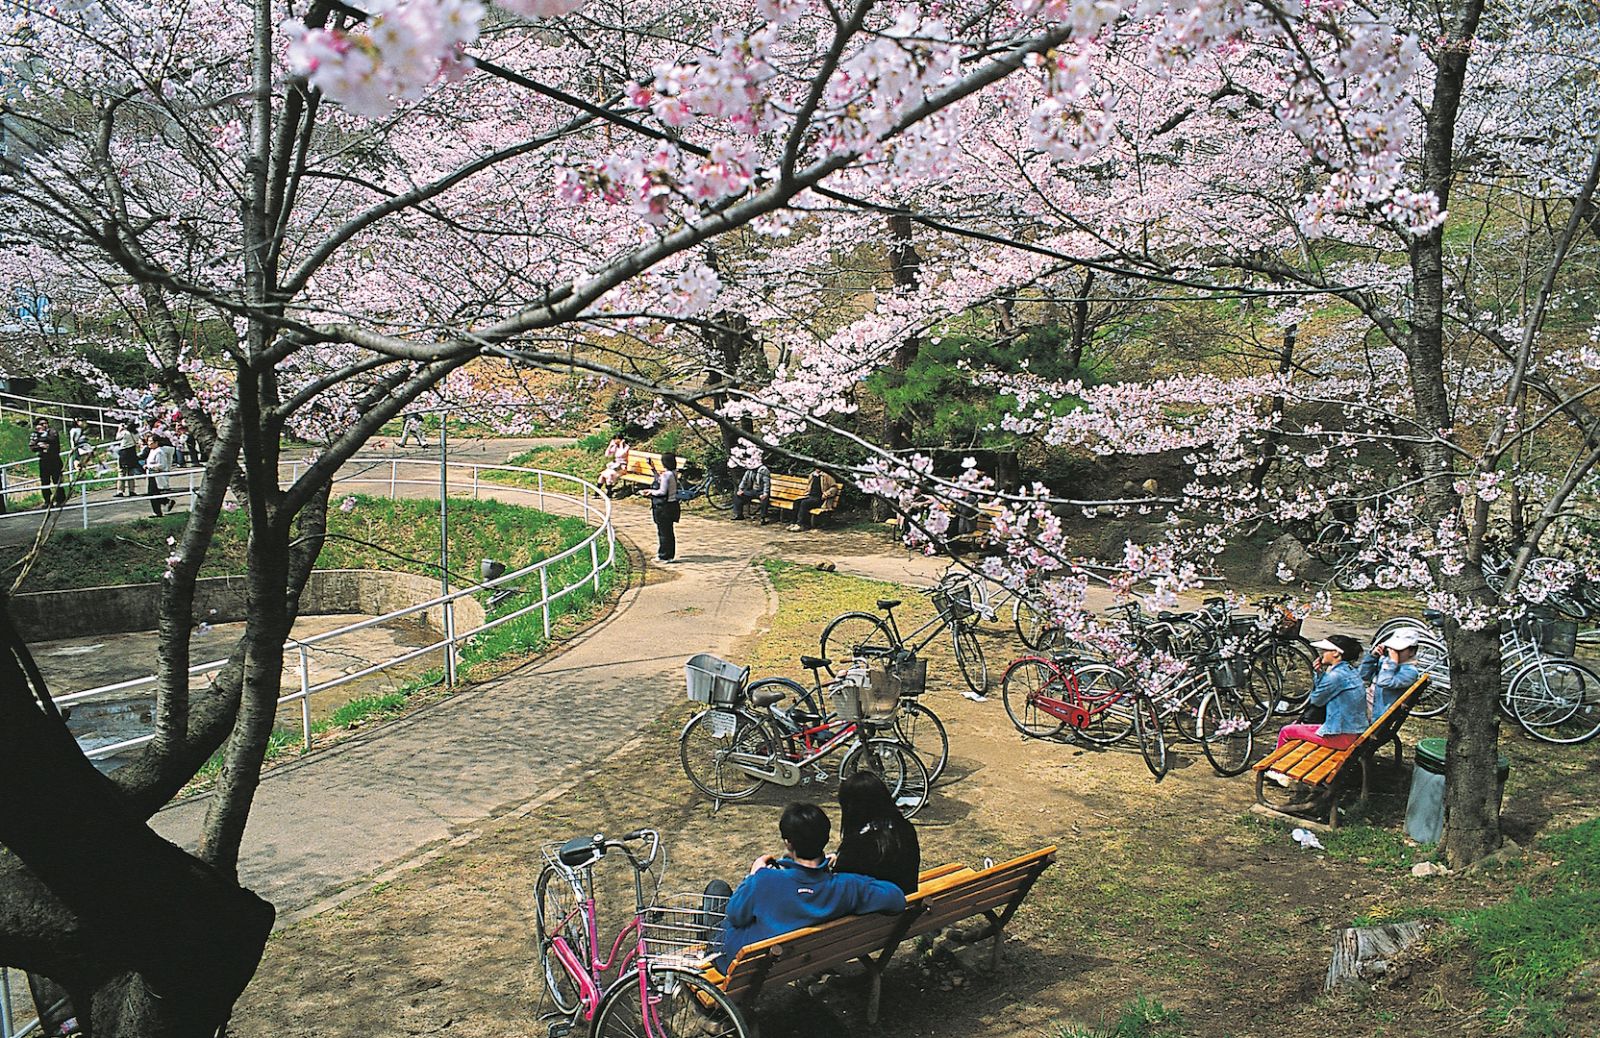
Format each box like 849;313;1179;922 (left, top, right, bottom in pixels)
768;472;840;511
1347;672;1430;757
719;847;1055;1002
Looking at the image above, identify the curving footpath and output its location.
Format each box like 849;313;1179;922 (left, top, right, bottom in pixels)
150;439;784;921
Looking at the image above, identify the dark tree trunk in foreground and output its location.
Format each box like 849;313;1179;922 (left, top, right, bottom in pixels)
0;597;275;1037
1407;0;1500;866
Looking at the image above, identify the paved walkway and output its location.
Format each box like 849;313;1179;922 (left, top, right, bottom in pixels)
150;443;784;918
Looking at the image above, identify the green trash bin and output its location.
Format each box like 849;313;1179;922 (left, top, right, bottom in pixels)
1405;738;1510;844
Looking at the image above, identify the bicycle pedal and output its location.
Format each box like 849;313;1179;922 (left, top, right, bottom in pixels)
545;1023;574;1038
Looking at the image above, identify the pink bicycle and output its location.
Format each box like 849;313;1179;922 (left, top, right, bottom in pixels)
535;828;751;1037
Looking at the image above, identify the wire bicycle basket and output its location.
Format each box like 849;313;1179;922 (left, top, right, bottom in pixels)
1206;656;1248;690
932;580;977;623
641;892;727;969
685;654;750;706
832;667;903;722
867;656;927;702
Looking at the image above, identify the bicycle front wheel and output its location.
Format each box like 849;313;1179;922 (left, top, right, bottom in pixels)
1411;634;1453;717
895;701;949;783
1508;659;1600;744
1001;658;1067;739
840;738;932;819
1197;689;1255;776
535;866;589;1017
953;624;988;695
701;476;731;511
593;966;750;1038
820;612;895;675
1133;694;1169;780
679;710;774;801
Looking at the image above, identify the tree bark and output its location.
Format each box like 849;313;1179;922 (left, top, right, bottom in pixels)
876;211;921;520
1404;0;1498;867
0;597;274;1037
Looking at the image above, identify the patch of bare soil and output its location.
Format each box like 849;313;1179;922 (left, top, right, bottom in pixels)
230;577;1596;1038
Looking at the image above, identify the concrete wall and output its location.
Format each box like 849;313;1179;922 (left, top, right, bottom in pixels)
12;570;486;641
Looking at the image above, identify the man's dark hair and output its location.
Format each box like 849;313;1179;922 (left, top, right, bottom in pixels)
780;802;830;860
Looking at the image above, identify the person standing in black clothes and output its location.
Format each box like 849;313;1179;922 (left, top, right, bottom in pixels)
642;452;681;563
29;419;67;507
830;771;921;894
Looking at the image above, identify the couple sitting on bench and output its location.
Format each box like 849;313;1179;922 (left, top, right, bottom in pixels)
705;774;918;971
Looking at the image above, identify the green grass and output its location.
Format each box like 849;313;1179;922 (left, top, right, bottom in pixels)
1055;996;1187;1038
0;420;34;465
13;494;592;592
1453;817;1600;1036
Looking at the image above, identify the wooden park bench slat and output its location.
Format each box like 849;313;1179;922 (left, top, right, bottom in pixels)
1253;674;1431;828
617;449;664;489
715;846;1055;1023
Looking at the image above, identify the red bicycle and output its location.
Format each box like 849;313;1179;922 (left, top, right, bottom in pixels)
999;653;1134;744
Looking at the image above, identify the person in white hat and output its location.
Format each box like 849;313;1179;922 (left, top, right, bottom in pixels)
1361;627;1424;718
1275;634;1368;750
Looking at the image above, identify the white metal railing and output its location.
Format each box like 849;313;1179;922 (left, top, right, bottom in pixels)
0;390;119;435
2;456;616;1038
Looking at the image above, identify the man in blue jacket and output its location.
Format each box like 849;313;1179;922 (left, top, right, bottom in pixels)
712;802;905;972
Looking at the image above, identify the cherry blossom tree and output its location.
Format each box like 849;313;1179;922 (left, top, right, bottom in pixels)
1;0;1563;1030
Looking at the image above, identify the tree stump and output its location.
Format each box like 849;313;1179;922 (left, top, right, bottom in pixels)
1325;921;1430;991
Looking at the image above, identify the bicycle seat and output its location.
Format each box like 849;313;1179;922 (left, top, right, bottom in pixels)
558;835;600;867
750;687;788;707
800;655;831;671
1422;609;1444;624
877;599;901;610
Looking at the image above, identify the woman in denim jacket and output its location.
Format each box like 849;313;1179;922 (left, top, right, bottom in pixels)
1274;635;1368;750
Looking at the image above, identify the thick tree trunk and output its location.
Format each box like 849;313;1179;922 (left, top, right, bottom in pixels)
0;599;274;1037
1247;322;1296;490
1406;0;1497;866
1066;269;1095;371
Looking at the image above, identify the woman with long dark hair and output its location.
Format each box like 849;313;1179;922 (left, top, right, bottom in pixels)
642;451;680;563
831;771;920;894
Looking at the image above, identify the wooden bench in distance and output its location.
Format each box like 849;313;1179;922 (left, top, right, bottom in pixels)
768;472;840;527
1252;673;1431;828
616;449;665;491
709;846;1056;1024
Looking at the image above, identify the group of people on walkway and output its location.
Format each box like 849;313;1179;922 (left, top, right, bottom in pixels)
1275;627;1423;751
704;773;919;971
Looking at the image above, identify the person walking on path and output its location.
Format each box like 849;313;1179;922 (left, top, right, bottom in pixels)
114;421;142;497
787;467;840;531
398;413;429;448
29;418;67;507
642;451;681;563
733;459;771;523
144;433;176;516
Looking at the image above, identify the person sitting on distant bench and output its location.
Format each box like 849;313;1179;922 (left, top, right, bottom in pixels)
733;459;771;523
1361;627;1423;718
707;802;905;972
787;468;841;532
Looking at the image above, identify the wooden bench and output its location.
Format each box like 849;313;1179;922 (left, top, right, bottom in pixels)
616;449;666;491
949;504;1004;552
1252;673;1431;828
708;846;1055;1024
768;472;840;527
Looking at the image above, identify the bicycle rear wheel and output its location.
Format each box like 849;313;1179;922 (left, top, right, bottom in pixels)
593;966;750;1038
535;866;589;1017
679;710;774;801
895;700;949;783
1197;689;1255;776
1071;663;1135;746
1508;659;1600;744
953;624;988;695
840;738;932;818
1000;658;1067;739
1133;694;1168;780
1013;595;1065;652
820;612;895;674
1410;634;1453;717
